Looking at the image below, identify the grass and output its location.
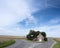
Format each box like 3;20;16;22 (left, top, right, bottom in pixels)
0;40;15;48
0;35;26;48
0;36;25;39
53;38;60;48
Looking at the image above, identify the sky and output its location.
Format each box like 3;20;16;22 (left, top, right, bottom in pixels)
0;0;60;37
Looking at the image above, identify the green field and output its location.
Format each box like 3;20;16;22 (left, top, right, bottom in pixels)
0;35;26;48
0;40;15;48
53;38;60;48
0;36;18;48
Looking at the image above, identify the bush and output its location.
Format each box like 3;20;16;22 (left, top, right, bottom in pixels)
26;35;31;40
27;34;36;40
44;38;48;41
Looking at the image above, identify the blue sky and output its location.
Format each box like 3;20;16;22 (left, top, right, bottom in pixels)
0;0;60;37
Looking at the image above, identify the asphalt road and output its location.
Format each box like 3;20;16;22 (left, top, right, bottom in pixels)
5;38;55;48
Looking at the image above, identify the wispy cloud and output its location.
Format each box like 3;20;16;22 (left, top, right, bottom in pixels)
47;0;60;8
48;19;60;24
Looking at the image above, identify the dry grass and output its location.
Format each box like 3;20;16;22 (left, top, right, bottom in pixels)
0;36;25;39
53;38;60;48
0;36;17;48
0;35;26;42
53;38;60;42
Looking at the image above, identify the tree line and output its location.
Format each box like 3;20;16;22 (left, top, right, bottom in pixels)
26;30;48;41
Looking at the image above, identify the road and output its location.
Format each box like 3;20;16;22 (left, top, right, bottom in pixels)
5;38;55;48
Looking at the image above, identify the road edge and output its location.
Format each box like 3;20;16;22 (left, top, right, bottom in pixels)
50;40;57;48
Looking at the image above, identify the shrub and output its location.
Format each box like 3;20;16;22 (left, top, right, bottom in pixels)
44;38;48;41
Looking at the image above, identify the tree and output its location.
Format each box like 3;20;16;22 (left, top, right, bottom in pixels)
26;34;34;40
26;30;48;41
26;30;40;40
34;31;40;38
36;31;41;35
26;30;36;40
29;30;35;35
41;32;48;41
41;32;46;38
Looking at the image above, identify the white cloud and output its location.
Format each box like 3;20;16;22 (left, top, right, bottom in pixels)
24;15;37;26
0;27;29;36
48;19;60;24
31;25;60;37
0;0;37;36
0;0;32;27
0;0;60;37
